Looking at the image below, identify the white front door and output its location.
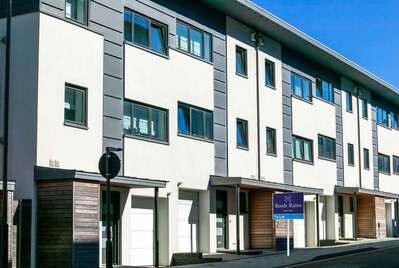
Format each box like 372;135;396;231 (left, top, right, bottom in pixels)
178;191;199;253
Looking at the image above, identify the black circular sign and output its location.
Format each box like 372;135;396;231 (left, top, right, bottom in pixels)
98;152;121;179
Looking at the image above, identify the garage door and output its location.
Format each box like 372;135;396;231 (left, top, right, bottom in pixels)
178;191;199;253
129;196;154;266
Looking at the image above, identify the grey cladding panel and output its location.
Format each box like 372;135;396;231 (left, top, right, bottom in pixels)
214;69;226;84
41;0;64;11
90;1;123;32
214;107;226;127
213;36;226;56
41;2;64;17
214;124;227;142
371;105;379;190
90;22;123;44
92;0;123;13
214;91;226;109
103;95;122;119
104;41;123;59
335;89;344;185
214;141;227;159
214;80;226;94
215;157;227;177
103;116;122;140
104;74;123;98
104;54;123;79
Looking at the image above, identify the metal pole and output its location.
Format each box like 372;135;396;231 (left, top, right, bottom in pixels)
105;149;112;268
354;193;358;240
255;32;261;181
396;198;399;238
315;194;320;247
287;219;290;256
236;184;240;255
154;187;159;267
2;0;12;266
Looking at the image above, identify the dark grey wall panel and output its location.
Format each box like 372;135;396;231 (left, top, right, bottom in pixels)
41;0;64;11
104;74;123;98
104;41;123;59
103;95;122;118
40;1;63;17
371;104;379;190
281;66;293;185
335;89;344;186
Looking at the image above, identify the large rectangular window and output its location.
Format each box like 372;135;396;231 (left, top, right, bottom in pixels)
316;78;334;103
347;143;354;166
266;127;276;155
176;21;212;61
361;98;368;119
236;46;247;77
291;73;311;102
237;119;248;149
292;135;313;163
124;9;168;55
378;153;390;174
318;135;336;160
123;101;168;142
377;106;389;127
178;103;213;141
345;91;352;112
64;84;87;126
391;111;399;129
265;60;275;88
363;148;370;170
393;156;399;174
66;0;87;24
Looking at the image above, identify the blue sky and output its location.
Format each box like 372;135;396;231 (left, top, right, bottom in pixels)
251;0;399;88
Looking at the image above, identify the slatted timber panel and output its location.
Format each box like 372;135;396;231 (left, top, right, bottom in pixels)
375;197;386;239
357;195;376;238
37;181;73;268
249;191;273;249
73;181;100;268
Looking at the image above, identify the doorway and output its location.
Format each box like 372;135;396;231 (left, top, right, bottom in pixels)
337;195;344;238
216;190;228;249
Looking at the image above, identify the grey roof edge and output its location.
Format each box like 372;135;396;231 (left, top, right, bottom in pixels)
335;185;399;199
34;166;168;188
204;0;399;102
210;175;323;195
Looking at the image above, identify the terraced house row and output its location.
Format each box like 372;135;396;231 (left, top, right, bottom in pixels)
1;0;399;267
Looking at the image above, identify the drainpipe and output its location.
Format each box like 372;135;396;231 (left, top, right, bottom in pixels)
355;86;362;188
254;32;261;181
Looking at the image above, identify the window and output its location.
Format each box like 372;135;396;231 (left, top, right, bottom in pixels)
291;73;311;101
349;197;354;212
391;111;399;129
236;46;247;76
393;156;399;174
378;153;390;174
124;9;168;55
316;78;334;103
292;135;313;163
265;60;275;87
123;101;168;142
345;91;352;112
64;84;87;126
266;127;276;155
361;98;368;118
65;0;87;24
347;143;354;166
178;103;213;141
318;135;336;160
176;21;212;61
377;106;389;127
240;192;247;213
363;148;370;170
236;119;248;149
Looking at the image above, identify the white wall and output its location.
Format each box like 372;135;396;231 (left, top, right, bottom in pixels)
36;14;103;173
378;125;399;193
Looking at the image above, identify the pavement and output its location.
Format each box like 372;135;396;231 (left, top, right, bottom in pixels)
181;238;399;268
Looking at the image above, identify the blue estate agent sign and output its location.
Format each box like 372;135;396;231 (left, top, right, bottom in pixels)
272;192;304;220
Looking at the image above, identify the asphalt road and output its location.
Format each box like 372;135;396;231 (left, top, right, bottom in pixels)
289;246;399;268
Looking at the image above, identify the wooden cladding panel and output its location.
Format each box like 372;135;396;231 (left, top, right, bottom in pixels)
249;191;273;249
37;181;73;268
357;195;386;239
375;197;386;239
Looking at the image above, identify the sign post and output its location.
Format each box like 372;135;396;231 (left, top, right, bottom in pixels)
272;192;304;257
99;147;122;268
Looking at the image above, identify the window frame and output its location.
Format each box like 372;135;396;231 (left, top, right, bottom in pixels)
361;98;368;119
176;20;212;62
363;148;370;170
345;91;353;112
315;77;334;104
393;155;399;175
235;45;248;77
64;83;88;128
266;127;277;156
317;134;336;161
265;59;275;88
123;100;169;143
177;102;213;142
377;106;390;128
292;135;314;163
124;8;169;56
291;72;312;102
65;0;88;25
347;143;354;166
391;111;399;130
378;153;391;174
236;118;249;149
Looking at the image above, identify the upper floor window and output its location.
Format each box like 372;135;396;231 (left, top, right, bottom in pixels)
123;100;168;142
345;91;352;112
361;98;368;118
377;106;389;127
316;78;334;103
265;60;275;88
291;73;311;102
391;111;399;129
64;84;87;127
176;21;212;61
235;46;247;77
66;0;87;24
178;103;213;141
292;135;313;163
393;156;399;174
266;127;276;155
363;148;370;170
124;9;168;55
237;119;248;149
318;135;336;160
347;143;354;166
378;153;390;174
